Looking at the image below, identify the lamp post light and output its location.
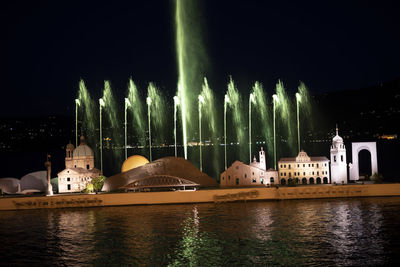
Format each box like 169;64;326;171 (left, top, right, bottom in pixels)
124;98;131;160
296;92;302;154
224;94;231;170
272;94;279;170
99;98;105;173
198;95;205;171
173;96;180;157
146;96;152;162
75;99;80;147
249;93;256;164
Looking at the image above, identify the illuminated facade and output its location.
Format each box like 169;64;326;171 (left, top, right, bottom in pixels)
330;127;348;184
278;151;330;185
220;148;279;187
58;136;101;193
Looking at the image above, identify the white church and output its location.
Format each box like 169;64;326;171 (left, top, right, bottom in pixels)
58;136;102;193
220;148;279;187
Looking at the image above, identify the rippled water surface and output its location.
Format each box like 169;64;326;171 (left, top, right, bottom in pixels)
2;197;400;266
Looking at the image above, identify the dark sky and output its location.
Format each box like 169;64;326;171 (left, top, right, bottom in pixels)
1;0;399;117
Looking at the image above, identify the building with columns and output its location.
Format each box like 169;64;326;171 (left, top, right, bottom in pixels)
220;148;278;187
278;151;330;185
330;127;348;184
58;136;101;193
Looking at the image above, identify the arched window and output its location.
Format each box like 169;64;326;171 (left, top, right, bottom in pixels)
281;178;286;185
316;177;321;184
302;178;307;184
309;178;314;184
270;177;274;183
323;177;328;184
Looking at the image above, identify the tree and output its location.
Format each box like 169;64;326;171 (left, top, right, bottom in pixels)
370;172;383;184
84;183;94;193
92;175;106;192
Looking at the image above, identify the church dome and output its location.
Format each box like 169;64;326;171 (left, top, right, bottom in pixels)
73;144;94;157
73;136;93;157
333;134;343;143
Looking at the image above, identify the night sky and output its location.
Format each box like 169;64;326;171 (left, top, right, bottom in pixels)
2;0;399;117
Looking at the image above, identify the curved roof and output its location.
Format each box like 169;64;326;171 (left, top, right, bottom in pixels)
20;171;47;192
103;157;218;191
0;178;20;194
66;142;75;150
73;144;94;157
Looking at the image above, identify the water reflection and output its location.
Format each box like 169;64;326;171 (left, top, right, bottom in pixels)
0;197;399;266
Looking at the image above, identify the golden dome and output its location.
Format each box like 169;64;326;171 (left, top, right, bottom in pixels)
121;155;149;172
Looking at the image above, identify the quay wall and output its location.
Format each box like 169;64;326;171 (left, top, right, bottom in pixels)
1;184;400;211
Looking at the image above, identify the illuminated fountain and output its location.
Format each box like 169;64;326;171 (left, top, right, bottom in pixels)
224;94;230;170
251;81;272;166
296;92;301;153
249;93;255;163
127;78;146;150
173;95;180;157
146;95;152;162
75;98;80;147
99;98;105;173
77;79;96;147
198;94;205;171
272;94;279;170
200;77;220;176
124;97;131;160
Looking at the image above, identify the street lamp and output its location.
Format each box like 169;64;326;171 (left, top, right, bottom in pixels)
124;98;131;160
198;95;205;171
249;93;256;163
272;94;279;170
146;96;152;162
99;98;105;173
296;92;302;154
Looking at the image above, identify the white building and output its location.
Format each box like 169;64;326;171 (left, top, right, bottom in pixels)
278;151;330;185
330;127;348;184
220;148;278;187
58;136;101;193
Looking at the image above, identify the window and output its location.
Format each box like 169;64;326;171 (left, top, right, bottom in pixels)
334;156;336;162
270;177;274;183
280;164;283;168
67;184;71;190
303;172;306;175
261;171;264;175
252;179;257;183
281;173;283;176
261;178;264;184
312;172;314;175
244;174;247;178
289;173;291;177
341;155;344;162
288;165;291;169
86;164;90;169
222;176;225;180
228;175;230;180
312;164;314;167
67;177;70;182
297;164;300;167
308;164;311;167
74;165;76;168
317;163;319;168
236;178;239;185
284;164;286;168
303;164;305;167
252;172;254;175
317;171;319;175
325;163;327;166
284;172;286;176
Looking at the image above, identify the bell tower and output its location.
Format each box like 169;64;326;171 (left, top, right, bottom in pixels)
259;147;266;171
330;125;347;184
65;141;75;169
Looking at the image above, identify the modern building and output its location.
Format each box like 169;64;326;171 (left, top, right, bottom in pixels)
278;151;330;185
58;136;101;193
103;156;218;192
220;148;278;187
330;127;348;184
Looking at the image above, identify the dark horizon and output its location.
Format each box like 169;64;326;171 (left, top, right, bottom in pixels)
2;0;400;117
